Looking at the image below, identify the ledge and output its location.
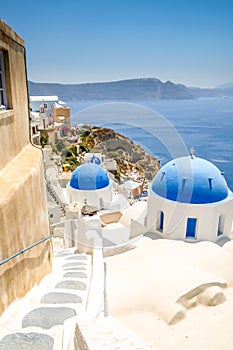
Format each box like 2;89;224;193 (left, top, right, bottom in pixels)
0;19;25;46
0;109;14;126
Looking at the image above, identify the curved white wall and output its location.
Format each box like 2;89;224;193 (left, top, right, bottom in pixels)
67;182;113;210
147;192;233;242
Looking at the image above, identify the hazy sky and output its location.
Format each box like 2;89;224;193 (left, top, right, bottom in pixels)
1;0;233;87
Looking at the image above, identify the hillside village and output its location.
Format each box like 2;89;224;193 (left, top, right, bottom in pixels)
1;19;233;350
30;95;160;191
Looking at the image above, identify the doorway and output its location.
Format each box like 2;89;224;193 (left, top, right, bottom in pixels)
186;218;197;238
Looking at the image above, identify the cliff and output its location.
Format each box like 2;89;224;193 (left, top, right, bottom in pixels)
83;126;160;181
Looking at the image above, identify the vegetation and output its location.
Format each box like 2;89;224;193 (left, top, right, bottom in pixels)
55;139;66;152
115;172;121;181
39;124;160;180
40;131;49;148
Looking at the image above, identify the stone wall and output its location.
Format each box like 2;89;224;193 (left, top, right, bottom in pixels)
0;20;52;315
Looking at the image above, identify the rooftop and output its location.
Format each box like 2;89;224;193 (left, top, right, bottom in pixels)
30;96;59;102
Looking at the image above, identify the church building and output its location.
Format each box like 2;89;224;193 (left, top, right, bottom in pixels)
147;153;233;242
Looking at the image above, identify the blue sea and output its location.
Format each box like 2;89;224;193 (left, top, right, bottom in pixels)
68;98;233;191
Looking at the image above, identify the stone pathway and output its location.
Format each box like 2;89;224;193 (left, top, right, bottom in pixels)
0;245;157;349
0;247;91;350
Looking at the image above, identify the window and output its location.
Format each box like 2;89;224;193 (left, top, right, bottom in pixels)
186;218;197;238
159;211;164;232
0;51;7;109
217;215;224;236
44;103;48;110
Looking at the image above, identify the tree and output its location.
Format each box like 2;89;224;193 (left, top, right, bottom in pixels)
55;139;66;152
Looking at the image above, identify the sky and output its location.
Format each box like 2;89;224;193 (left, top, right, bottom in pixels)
1;0;233;87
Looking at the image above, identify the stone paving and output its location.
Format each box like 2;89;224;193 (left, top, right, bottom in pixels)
0;245;157;349
0;247;91;350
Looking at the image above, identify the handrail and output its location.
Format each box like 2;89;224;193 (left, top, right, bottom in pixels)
0;235;52;266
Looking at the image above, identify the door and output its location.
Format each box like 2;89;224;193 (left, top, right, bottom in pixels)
159;211;164;232
186;218;197;238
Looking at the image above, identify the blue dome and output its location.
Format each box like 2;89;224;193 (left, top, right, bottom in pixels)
152;156;229;204
70;163;109;190
89;155;101;165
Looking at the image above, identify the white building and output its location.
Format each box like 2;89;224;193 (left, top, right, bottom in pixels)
84;153;105;164
147;155;233;242
66;163;113;210
30;95;59;117
38;110;49;130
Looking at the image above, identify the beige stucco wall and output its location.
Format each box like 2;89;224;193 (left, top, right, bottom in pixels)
0;20;29;170
0;20;52;315
53;105;70;124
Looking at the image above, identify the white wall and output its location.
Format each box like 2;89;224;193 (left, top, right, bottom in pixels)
67;183;113;210
147;192;233;242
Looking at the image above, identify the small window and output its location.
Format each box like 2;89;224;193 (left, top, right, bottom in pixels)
217;215;224;236
44;103;48;110
159;211;164;232
0;51;7;109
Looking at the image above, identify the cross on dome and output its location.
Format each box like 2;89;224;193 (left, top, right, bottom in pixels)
190;147;195;159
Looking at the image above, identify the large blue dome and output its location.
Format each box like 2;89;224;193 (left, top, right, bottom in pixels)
70;163;109;190
152;156;229;204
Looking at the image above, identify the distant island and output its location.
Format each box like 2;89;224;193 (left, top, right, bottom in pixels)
28;78;233;101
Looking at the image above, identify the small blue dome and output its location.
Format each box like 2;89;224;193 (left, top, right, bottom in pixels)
89;155;101;165
152;156;229;204
70;163;109;190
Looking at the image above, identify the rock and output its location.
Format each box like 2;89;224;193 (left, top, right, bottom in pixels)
86;127;160;181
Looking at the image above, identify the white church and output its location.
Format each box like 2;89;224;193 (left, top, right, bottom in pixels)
66;156;129;212
147;153;233;242
64;151;233;245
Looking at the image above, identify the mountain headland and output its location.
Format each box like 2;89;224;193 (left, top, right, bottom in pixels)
28;78;233;101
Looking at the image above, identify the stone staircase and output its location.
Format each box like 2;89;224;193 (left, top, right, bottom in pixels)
0;248;91;350
46;182;66;216
0;246;158;350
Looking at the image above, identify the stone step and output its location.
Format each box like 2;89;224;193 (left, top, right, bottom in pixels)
41;292;82;304
0;249;92;350
22;307;77;330
0;332;54;350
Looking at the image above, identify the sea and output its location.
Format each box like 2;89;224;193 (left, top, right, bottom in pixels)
67;98;233;191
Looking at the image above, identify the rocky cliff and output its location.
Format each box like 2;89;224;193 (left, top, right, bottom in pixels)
86;126;160;181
